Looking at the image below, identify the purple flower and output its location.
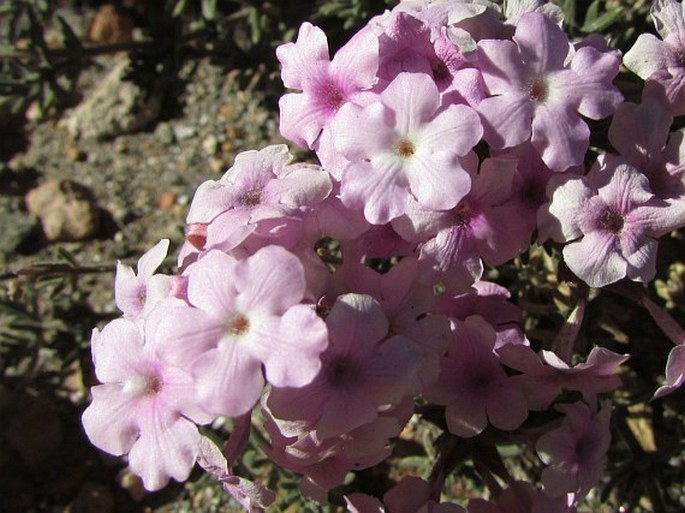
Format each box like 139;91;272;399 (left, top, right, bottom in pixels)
540;155;685;287
330;71;482;224
476;12;622;171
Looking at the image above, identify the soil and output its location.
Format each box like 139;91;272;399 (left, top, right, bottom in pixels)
1;35;284;513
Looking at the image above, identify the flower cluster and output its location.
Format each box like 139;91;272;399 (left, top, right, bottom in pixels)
82;0;685;511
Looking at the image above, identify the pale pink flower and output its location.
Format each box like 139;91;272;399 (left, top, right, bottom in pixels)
654;344;685;399
330;71;482;224
540;155;685;287
499;345;628;410
332;257;452;386
115;239;171;319
264;403;410;504
186;145;331;253
162;246;328;418
608;96;685;200
477;12;622;171
624;0;685;115
267;293;422;439
375;10;480;101
392;156;531;292
82;309;212;491
435;280;529;349
536;399;612;498
424;315;528;437
277;22;379;148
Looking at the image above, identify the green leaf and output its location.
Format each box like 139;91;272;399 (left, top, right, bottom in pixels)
582;6;624;33
171;0;190;19
201;0;217;21
562;0;576;28
582;0;601;30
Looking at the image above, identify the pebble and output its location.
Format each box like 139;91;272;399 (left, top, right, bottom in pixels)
88;4;134;45
202;134;218;155
154;122;174;145
25;179;101;242
173;124;197;141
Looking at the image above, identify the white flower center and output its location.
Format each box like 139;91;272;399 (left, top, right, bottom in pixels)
124;372;163;396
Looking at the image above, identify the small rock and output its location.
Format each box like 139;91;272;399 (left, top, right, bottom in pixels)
65;58;161;140
173;124;197;141
64;142;87;162
202;134;218;155
159;191;176;211
88;4;134;45
25;179;101;242
154;122;174;145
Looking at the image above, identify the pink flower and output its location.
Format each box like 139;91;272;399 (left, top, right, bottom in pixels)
332;257;452;386
81;310;212;490
392;156;531;292
424;315;528;437
114;239;171;319
477;12;622;171
536;399;612;498
185;145;331;253
330;71;482;224
435;280;529;349
624;0;685;115
264;403;409;504
540;155;684;287
277;22;379;148
608;96;685;200
267;293;422;439
498;345;628;410
654;344;685;399
162;246;328;417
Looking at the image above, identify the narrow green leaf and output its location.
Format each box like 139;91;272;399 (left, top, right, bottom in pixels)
201;0;217;21
582;0;601;30
171;0;190;19
582;6;624;33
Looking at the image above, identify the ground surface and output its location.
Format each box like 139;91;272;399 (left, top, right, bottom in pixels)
1;28;285;511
